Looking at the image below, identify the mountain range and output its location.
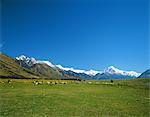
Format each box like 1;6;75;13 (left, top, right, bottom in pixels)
0;52;149;80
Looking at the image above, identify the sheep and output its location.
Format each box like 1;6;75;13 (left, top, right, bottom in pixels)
88;82;92;84
33;81;37;83
38;81;43;84
33;81;43;85
35;82;39;85
33;81;38;85
60;82;67;84
51;82;56;85
95;82;100;84
102;82;114;85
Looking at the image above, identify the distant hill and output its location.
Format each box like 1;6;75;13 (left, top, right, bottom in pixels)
138;69;150;78
0;53;40;79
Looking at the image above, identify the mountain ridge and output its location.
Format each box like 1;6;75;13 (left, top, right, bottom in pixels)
0;53;145;80
138;69;150;78
0;53;40;79
15;55;141;79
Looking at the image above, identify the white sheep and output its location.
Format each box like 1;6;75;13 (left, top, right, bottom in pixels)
88;82;92;84
95;82;100;84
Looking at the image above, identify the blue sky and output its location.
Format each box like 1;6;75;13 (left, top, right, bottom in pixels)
1;0;149;72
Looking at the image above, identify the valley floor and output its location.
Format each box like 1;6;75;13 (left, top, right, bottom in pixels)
0;78;149;117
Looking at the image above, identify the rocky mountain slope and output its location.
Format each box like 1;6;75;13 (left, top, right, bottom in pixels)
16;55;62;79
0;53;40;79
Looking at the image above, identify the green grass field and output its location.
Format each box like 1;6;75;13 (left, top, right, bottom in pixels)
0;78;149;117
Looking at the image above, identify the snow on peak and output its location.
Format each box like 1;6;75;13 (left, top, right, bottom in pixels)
104;66;140;77
16;55;28;60
16;55;37;66
16;55;140;77
56;65;100;76
126;71;140;77
16;55;55;68
104;66;122;74
84;70;100;76
16;55;36;61
36;61;55;68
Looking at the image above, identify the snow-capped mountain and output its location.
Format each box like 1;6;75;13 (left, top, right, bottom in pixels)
104;66;140;77
16;55;100;76
15;55;140;80
56;65;140;78
16;55;55;68
16;55;37;67
93;66;140;80
15;55;62;79
56;65;100;76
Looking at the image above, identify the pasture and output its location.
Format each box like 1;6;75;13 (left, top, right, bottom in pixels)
0;78;149;117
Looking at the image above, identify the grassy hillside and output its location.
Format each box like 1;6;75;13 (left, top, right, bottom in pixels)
0;53;62;79
0;53;40;79
0;78;149;117
30;63;62;79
